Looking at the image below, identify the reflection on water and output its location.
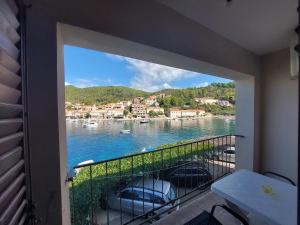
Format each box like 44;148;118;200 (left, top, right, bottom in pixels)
67;117;235;168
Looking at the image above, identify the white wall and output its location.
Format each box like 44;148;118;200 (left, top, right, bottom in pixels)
261;49;298;183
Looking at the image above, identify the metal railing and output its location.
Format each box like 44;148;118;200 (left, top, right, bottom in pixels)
68;134;243;225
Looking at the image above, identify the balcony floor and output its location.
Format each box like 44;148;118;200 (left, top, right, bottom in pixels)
153;191;241;225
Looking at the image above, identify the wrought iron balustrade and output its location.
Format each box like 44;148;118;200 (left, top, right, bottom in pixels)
68;134;243;225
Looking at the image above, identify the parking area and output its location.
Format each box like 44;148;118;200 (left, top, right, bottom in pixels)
93;160;234;225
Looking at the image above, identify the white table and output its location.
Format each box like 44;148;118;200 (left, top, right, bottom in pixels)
211;169;297;225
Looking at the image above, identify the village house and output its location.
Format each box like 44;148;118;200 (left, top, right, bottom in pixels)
166;108;182;119
166;108;206;118
114;102;125;110
217;100;231;107
181;109;206;118
145;95;157;106
131;104;147;118
195;97;218;105
106;108;124;118
120;101;131;107
90;110;107;119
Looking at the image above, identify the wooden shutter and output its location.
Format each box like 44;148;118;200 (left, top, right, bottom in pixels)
0;0;30;225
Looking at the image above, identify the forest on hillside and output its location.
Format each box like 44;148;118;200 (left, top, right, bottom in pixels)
65;82;235;106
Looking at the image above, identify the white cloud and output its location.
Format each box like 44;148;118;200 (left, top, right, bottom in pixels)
195;82;210;88
65;82;70;86
73;78;97;88
105;55;196;91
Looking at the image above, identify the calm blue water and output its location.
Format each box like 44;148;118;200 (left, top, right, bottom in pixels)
67;117;235;169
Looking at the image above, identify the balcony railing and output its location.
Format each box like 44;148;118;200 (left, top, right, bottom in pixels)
68;134;243;225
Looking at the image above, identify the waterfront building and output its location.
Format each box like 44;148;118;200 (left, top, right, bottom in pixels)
107;109;124;118
132;104;147;118
166;108;182;119
166;108;206;118
195;98;218;105
90;110;107;119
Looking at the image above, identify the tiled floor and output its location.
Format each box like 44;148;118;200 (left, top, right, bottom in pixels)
153;191;242;225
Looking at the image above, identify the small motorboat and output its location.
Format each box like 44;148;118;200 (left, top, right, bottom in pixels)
120;129;131;134
140;119;149;124
74;160;95;174
83;121;98;128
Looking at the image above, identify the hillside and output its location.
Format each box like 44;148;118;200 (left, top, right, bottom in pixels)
65;85;149;105
65;82;235;106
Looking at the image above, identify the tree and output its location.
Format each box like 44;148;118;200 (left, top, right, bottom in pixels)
148;110;159;118
85;112;91;119
123;109;129;117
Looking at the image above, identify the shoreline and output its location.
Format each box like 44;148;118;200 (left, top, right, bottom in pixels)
66;115;235;122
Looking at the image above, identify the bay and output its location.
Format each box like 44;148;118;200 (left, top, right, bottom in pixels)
67;117;235;169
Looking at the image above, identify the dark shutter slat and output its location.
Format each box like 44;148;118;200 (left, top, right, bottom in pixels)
0;103;22;119
0;118;22;137
0;1;28;224
0;48;20;73
0;1;19;29
0;64;21;88
0;160;24;193
8;200;26;225
0;146;22;176
17;213;27;225
0;30;18;59
6;0;18;16
0;173;25;215
0;132;23;155
0;186;25;225
0;12;20;44
0;83;21;104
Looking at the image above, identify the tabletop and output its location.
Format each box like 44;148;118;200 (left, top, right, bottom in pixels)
211;169;297;225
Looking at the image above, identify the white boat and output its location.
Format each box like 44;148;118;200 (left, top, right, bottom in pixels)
140;119;149;124
83;121;98;128
74;160;95;174
120;129;131;134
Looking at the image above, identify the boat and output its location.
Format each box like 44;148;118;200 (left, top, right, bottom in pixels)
120;129;131;134
83;121;98;128
140;119;149;124
74;160;95;174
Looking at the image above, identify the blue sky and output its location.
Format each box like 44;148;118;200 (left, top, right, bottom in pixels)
64;45;232;92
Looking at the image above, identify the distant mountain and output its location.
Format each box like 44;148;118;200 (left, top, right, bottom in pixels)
65;82;235;105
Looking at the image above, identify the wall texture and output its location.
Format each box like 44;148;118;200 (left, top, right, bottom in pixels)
261;49;298;183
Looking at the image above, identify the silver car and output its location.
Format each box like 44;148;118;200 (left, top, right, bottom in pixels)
104;178;177;216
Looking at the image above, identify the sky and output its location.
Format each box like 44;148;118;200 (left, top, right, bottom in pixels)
64;45;232;92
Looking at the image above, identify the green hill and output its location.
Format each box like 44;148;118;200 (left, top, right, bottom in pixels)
65;85;149;105
65;82;235;106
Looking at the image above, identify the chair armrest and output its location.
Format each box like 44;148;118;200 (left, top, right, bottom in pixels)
263;171;296;186
211;204;249;225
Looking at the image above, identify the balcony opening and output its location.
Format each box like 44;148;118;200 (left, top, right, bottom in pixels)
63;45;241;225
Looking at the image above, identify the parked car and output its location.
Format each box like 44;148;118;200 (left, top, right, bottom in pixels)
168;166;212;188
158;160;212;188
101;178;178;217
216;146;235;163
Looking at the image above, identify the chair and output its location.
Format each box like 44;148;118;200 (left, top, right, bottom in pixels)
184;204;249;225
263;171;296;186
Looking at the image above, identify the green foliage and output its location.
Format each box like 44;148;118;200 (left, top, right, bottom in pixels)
65;85;149;105
148;110;164;118
84;112;91;119
65;82;235;107
203;104;235;116
123;109;129;117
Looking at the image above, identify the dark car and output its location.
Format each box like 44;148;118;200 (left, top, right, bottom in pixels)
168;167;212;188
158;160;212;188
